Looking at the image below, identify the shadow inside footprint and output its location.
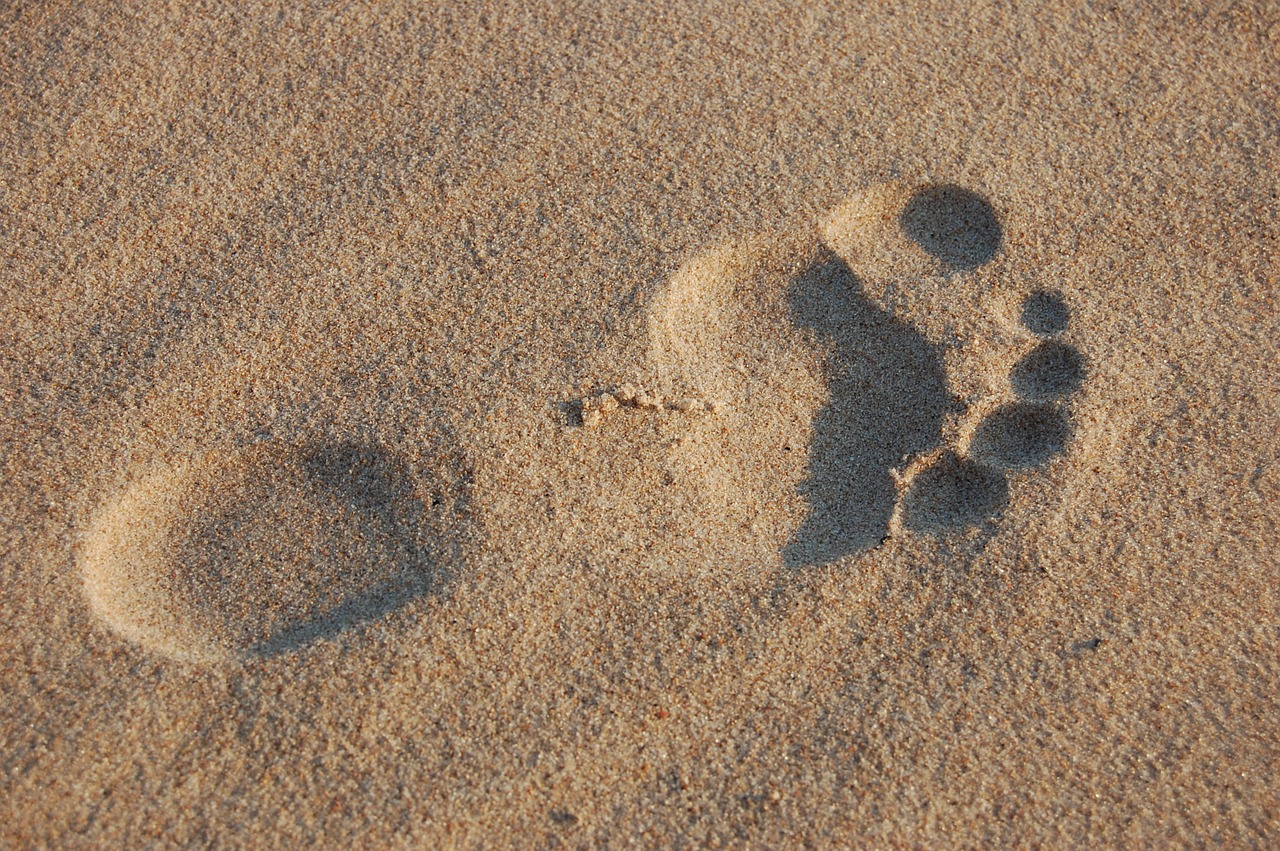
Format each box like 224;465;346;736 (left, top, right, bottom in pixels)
248;442;450;657
182;441;443;659
900;451;1009;534
81;435;473;663
782;250;949;567
1019;290;1070;337
969;403;1071;471
1011;340;1085;402
900;185;1002;271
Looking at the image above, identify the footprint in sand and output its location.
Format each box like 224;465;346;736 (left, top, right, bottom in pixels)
79;437;469;663
77;345;472;664
645;182;1086;565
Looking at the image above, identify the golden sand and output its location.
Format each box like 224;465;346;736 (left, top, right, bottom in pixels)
2;2;1277;846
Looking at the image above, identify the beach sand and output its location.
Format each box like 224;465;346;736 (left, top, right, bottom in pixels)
2;1;1277;846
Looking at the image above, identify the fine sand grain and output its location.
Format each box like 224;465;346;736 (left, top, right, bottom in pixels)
2;1;1278;847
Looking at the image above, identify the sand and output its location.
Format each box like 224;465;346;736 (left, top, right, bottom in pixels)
2;1;1277;846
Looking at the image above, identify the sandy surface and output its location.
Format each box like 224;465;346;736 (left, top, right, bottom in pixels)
2;1;1278;846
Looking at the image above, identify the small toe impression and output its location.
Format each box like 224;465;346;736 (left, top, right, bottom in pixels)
1019;290;1070;337
969;403;1071;471
1010;341;1085;402
900;452;1009;534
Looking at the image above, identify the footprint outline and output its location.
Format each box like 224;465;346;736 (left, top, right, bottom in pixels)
643;180;1089;562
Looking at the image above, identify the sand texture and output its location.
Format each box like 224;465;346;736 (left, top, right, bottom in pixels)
2;1;1278;847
